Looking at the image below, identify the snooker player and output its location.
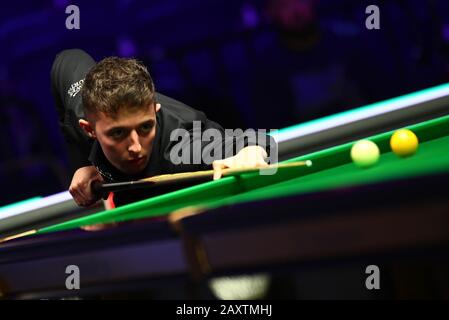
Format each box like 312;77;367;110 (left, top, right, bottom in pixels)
51;49;272;207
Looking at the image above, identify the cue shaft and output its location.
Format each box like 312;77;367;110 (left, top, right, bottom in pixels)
222;160;313;177
141;160;313;183
0;229;37;243
93;160;312;196
3;161;313;241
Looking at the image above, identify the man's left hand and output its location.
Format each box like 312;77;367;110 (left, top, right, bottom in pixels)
212;145;268;180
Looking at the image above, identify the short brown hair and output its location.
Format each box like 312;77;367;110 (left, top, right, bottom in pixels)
82;57;155;118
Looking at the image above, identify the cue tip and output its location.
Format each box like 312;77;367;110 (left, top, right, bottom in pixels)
305;160;313;167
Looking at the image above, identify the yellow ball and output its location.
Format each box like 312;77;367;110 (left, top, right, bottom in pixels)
390;129;419;157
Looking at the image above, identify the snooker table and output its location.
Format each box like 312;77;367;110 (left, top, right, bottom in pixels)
1;94;449;299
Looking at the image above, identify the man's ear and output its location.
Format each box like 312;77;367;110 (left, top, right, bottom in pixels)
79;119;96;139
155;103;161;113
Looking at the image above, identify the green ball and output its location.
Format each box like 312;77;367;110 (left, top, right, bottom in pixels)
350;140;380;168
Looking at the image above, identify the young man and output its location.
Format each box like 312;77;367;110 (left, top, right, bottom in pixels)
51;49;273;207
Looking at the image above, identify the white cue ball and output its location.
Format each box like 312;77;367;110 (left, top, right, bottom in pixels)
350;140;380;168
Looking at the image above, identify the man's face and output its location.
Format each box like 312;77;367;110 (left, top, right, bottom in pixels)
91;104;158;175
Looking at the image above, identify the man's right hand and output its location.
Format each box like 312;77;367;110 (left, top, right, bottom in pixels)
69;166;103;207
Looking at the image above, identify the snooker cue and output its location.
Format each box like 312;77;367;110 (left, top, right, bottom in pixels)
93;160;313;196
0;160;312;243
0;230;37;243
143;160;313;182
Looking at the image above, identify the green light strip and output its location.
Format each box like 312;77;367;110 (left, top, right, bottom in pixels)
0;197;42;216
271;82;449;141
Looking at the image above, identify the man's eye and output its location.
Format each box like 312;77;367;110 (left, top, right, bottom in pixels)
110;129;124;139
139;123;153;133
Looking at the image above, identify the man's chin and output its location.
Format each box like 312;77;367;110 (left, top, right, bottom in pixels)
119;160;148;175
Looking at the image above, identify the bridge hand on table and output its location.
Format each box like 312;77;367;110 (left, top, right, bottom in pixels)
212;146;269;180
